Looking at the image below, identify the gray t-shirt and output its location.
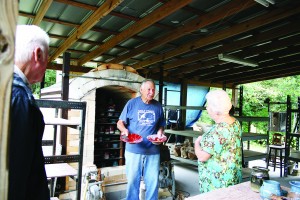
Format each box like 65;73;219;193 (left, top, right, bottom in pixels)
119;97;166;154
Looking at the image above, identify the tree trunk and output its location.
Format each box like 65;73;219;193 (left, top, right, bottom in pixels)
0;0;18;199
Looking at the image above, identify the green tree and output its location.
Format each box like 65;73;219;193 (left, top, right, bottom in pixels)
32;69;56;97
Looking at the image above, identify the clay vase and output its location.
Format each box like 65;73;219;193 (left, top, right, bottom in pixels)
250;166;269;192
288;181;300;200
259;180;282;200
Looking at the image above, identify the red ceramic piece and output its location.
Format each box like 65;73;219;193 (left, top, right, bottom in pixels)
120;133;143;144
147;134;167;143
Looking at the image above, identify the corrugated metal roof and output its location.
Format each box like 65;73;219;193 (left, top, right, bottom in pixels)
17;0;300;87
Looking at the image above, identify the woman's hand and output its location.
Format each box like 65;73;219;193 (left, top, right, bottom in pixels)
194;135;211;162
195;135;202;143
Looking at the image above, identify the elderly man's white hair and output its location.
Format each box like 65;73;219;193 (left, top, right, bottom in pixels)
206;90;232;115
14;25;50;64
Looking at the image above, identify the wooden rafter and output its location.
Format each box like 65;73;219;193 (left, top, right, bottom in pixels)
54;0;173;30
159;20;299;75
132;3;300;71
32;0;53;25
77;0;192;66
49;0;123;62
111;0;255;64
163;20;300;78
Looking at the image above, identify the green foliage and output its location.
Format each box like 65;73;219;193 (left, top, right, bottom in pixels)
242;75;300;148
32;69;56;97
198;75;300;148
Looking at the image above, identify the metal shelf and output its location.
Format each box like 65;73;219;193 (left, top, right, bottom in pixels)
170;155;252;182
165;129;202;137
242;132;268;141
243;150;267;162
289;151;300;162
236;116;269;122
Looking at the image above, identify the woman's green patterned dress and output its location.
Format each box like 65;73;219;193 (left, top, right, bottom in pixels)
198;119;242;193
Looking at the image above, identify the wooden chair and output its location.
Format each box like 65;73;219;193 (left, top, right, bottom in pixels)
266;133;285;177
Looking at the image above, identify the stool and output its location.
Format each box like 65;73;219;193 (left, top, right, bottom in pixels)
266;145;285;177
266;133;285;177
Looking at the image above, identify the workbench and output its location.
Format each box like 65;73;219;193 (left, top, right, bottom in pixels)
186;181;289;200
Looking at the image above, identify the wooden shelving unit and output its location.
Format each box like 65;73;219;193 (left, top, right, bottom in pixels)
94;109;124;168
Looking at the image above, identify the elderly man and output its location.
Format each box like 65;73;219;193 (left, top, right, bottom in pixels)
117;79;166;200
9;25;50;200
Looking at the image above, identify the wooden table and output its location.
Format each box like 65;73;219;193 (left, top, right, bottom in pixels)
186;181;260;200
45;163;77;196
186;181;289;200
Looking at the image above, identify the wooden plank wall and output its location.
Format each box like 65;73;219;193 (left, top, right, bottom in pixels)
0;0;18;199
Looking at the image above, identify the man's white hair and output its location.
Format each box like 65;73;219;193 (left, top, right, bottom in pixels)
140;79;155;89
14;25;50;64
206;90;232;115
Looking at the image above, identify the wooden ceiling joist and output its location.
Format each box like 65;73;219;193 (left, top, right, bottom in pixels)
32;0;53;25
49;0;124;62
133;2;300;71
77;0;192;66
110;0;255;64
157;19;300;76
171;29;300;79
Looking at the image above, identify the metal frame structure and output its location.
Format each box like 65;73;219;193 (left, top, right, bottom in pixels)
36;99;86;200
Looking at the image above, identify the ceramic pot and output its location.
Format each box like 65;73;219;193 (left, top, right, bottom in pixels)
288;181;300;200
250;166;270;192
259;180;282;200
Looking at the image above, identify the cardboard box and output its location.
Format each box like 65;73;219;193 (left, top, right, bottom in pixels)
99;165;127;193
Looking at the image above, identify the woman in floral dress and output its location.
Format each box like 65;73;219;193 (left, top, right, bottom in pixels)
194;90;242;193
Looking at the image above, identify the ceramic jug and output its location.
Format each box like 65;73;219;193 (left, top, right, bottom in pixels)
259;180;282;200
250;166;270;192
288;181;300;200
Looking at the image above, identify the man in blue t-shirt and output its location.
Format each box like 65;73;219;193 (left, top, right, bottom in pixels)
117;79;166;200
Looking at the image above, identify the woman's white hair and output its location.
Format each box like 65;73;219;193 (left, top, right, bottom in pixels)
206;89;232;115
14;25;50;64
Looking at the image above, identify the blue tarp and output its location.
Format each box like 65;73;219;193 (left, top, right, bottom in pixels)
157;82;209;128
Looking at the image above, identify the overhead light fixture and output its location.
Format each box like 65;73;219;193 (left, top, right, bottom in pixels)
254;0;269;7
218;54;259;67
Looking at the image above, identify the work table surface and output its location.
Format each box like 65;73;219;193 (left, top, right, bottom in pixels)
186;181;289;200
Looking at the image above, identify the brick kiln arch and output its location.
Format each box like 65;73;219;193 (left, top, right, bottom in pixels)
68;69;145;100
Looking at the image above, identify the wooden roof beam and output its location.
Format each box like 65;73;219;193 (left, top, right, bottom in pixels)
185;43;300;81
55;0;173;30
159;19;300;73
49;0;123;62
32;0;53;25
222;62;300;85
133;2;300;71
210;55;300;83
19;11;149;41
174;32;300;79
78;0;192;66
111;0;255;64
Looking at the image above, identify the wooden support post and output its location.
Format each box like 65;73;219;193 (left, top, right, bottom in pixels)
0;0;18;199
59;52;71;193
61;52;70;154
158;66;163;104
180;80;188;128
